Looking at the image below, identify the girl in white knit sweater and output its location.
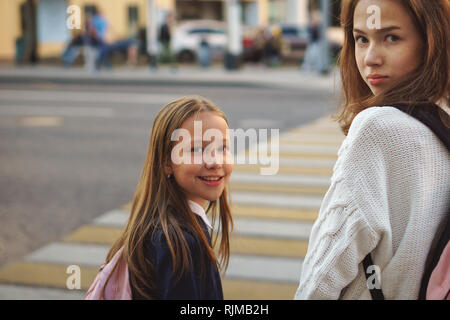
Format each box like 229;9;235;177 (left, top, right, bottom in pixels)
295;0;449;299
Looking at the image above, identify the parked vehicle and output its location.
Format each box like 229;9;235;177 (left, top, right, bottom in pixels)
241;24;309;62
171;20;340;64
278;24;309;60
172;20;227;63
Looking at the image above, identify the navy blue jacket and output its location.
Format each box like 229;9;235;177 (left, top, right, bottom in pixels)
130;216;223;300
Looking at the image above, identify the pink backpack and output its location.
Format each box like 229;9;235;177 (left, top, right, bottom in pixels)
85;246;132;300
426;241;450;300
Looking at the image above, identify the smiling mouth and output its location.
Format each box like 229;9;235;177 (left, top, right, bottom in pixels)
198;176;224;186
199;176;223;181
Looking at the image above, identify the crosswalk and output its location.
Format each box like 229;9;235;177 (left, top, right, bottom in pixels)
0;115;345;300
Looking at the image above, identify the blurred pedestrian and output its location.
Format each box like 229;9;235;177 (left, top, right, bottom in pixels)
271;25;283;66
103;38;139;67
20;0;38;65
198;36;212;68
252;27;266;63
92;13;140;70
158;12;177;69
99;96;234;299
90;9;111;70
295;0;449;300
61;30;84;67
263;25;282;67
83;13;101;72
126;41;139;67
300;11;321;73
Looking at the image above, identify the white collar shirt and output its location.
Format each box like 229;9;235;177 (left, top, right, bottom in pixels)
188;200;212;230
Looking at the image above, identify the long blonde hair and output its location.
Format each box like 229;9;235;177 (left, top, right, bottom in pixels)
104;96;233;299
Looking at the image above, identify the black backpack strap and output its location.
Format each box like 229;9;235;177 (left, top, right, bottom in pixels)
391;104;450;300
362;254;385;300
391;103;450;150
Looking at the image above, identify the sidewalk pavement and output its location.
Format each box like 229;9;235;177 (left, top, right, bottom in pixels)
0;64;341;92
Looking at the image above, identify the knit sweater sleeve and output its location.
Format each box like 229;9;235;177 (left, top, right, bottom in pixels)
294;185;380;299
294;107;415;299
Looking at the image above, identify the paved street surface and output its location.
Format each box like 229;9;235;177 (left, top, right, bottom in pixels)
0;65;344;299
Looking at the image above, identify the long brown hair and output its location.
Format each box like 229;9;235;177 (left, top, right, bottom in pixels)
104;96;233;299
337;0;450;134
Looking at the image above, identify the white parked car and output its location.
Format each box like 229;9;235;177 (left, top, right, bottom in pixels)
172;20;227;62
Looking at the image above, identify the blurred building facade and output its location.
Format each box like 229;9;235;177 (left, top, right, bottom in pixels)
0;0;337;62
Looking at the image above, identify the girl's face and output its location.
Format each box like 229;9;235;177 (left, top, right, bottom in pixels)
167;111;233;208
353;0;423;96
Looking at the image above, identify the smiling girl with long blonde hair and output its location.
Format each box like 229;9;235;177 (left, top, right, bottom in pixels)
104;96;233;299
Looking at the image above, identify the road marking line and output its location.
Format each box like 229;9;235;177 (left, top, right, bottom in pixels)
225;254;301;283
229;236;308;258
118;203;319;221
18;116;64;127
250;144;340;154
222;278;297;300
0;264;298;299
231;192;323;209
232;204;317;221
89;211;314;239
278;138;343;146
0;284;85;300
0;262;98;291
25;243;109;267
245;151;338;159
288;123;343;132
92;209;129;227
272;157;337;167
230;184;327;195
62;225;308;258
232;217;312;240
1;244;302;285
62;225;122;245
279;131;344;139
232;165;333;175
231;172;331;187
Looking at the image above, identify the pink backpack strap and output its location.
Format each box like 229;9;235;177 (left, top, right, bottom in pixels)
426;241;450;300
85;246;132;300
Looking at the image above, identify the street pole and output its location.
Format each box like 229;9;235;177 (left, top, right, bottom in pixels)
287;0;308;27
319;0;331;74
298;0;309;27
224;0;242;70
146;0;158;69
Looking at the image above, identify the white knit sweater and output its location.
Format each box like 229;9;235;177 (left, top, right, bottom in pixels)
295;106;450;300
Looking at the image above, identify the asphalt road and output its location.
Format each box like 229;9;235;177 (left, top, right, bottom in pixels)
0;80;337;268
